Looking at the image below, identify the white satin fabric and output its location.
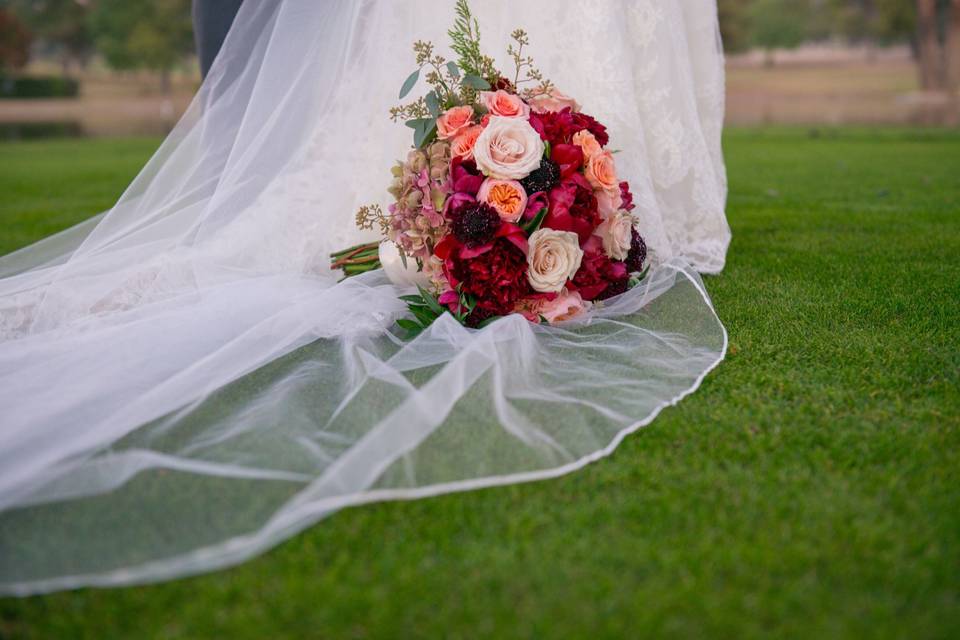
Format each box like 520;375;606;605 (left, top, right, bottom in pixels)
0;0;730;594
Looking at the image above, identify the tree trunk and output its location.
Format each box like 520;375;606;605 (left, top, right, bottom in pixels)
916;0;945;91
947;0;960;91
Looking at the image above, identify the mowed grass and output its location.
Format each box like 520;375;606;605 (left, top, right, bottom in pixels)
0;129;958;639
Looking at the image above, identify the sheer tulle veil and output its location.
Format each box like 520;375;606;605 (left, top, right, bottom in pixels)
0;0;730;594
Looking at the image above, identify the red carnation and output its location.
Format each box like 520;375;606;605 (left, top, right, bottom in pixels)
572;112;609;146
529;108;610;147
570;237;629;301
545;173;602;245
619;181;636;212
435;224;531;319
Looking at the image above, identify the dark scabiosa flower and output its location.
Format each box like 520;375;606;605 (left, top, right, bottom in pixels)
450;202;501;247
626;228;647;273
520;158;561;195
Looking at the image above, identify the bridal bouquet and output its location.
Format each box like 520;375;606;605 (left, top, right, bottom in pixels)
332;0;646;331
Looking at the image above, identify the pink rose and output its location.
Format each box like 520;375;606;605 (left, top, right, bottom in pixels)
596;188;623;218
528;88;581;114
480;90;531;119
437;105;475;140
478;178;528;223
517;289;589;323
585;150;619;193
451;125;484;161
572;130;602;160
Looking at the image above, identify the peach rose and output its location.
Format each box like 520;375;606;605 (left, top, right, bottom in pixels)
437;105;475;140
527;228;583;293
585;150;619;193
537;289;590;323
451;125;484;161
480;90;531;119
473;116;545;180
528;88;581;114
572;130;602;160
595;210;634;260
478;179;528;223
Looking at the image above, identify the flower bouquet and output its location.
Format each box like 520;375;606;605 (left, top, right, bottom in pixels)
332;0;646;332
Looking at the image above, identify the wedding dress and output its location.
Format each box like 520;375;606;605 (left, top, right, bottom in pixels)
0;0;730;594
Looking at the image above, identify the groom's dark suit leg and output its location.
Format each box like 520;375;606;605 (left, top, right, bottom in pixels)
193;0;245;78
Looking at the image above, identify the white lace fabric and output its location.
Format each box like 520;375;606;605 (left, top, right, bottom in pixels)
0;0;729;594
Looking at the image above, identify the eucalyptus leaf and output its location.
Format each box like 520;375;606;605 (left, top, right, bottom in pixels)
399;68;421;99
425;91;441;118
462;74;491;90
446;61;460;79
413;119;437;149
405;117;433;130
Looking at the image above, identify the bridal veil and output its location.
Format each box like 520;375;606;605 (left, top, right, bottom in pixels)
0;0;730;594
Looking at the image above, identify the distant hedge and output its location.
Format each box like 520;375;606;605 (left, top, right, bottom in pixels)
0;76;80;99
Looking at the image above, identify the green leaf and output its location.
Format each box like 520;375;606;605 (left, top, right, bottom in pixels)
522;207;549;235
396;318;422;332
405;117;433;130
544;141;552;159
413;119;437;149
399;294;425;304
399;68;421;99
418;286;446;317
476;316;503;329
446;61;460;79
425;91;441;118
410;307;439;327
462;74;491;90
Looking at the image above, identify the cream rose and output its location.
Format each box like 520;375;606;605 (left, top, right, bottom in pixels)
527;228;584;293
436;105;475;140
595;210;634;260
528;88;580;114
473;116;545;180
585;150;619;193
480;90;531;119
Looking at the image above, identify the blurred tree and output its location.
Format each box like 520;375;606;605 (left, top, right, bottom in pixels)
10;0;92;76
88;0;193;94
718;0;752;52
948;0;960;89
0;8;32;72
748;0;813;65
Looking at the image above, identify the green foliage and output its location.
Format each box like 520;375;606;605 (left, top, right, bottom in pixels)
0;74;79;99
0;128;959;637
9;0;92;71
397;285;473;336
747;0;811;51
448;0;498;83
88;0;193;76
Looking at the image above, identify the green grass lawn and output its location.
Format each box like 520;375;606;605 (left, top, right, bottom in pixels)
0;129;958;639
